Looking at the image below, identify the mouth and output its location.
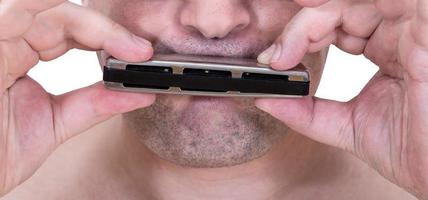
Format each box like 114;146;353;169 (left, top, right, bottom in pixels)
101;34;312;98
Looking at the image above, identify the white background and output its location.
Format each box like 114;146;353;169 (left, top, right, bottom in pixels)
28;0;379;102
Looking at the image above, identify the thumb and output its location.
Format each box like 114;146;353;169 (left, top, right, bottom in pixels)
258;0;344;70
255;97;355;152
50;82;155;143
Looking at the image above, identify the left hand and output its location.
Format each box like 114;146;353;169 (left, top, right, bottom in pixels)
256;0;428;198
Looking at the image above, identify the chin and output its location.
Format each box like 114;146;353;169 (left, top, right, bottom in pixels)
119;35;292;168
123;94;288;168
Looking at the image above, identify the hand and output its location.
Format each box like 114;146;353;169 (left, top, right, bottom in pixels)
256;0;428;198
0;0;155;196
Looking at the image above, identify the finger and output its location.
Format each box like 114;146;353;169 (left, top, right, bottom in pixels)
38;40;95;61
0;38;39;89
0;0;67;39
308;32;337;53
37;40;72;61
413;0;428;48
50;82;156;144
23;2;153;63
62;3;153;62
258;0;382;70
364;21;403;78
257;0;344;69
255;97;355;153
335;29;368;55
3;0;67;14
341;2;382;38
293;0;330;7
328;2;381;55
402;0;428;82
374;0;409;19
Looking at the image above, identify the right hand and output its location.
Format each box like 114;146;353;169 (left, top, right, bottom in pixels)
257;0;428;198
0;0;155;196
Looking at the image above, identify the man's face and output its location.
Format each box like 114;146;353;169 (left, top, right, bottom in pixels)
87;0;327;167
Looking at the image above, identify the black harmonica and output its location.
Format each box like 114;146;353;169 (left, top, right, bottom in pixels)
103;54;310;98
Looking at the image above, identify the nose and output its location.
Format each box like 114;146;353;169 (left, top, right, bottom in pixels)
179;0;251;39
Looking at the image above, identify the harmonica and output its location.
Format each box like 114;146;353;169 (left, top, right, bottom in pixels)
103;54;310;98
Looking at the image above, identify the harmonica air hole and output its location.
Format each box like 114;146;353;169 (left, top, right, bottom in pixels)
242;72;288;81
123;65;172;89
180;68;231;92
126;64;173;74
183;68;232;78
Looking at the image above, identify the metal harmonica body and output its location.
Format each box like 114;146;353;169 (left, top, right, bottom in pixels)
103;54;310;98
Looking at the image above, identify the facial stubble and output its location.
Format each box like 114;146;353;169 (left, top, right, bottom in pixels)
122;96;288;168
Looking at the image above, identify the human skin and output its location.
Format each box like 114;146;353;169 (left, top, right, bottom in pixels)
97;0;325;168
0;0;325;197
0;0;155;196
2;1;424;198
256;0;428;198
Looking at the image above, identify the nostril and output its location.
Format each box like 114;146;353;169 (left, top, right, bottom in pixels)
235;24;246;31
179;3;251;40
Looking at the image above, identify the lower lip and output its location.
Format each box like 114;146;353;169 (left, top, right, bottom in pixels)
191;96;229;101
186;96;238;111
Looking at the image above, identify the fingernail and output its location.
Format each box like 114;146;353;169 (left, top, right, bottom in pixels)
257;44;276;64
132;35;152;48
271;44;282;63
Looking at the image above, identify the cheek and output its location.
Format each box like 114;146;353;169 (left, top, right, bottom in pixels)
109;0;179;41
250;1;301;41
107;0;302;43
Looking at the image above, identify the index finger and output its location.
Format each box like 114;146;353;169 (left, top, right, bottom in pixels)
414;0;428;47
21;2;153;62
0;0;67;39
1;0;67;15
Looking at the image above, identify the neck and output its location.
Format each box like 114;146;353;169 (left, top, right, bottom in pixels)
106;116;347;200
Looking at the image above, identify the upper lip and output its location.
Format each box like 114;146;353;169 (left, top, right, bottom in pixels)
153;35;269;59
